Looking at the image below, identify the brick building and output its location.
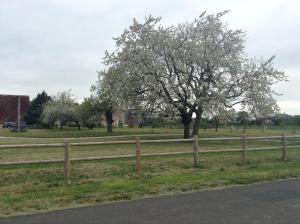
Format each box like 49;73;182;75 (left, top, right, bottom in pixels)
0;95;30;124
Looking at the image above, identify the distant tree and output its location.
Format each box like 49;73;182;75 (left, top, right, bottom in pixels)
212;115;221;132
24;91;51;126
272;113;293;126
41;91;81;130
294;115;300;126
205;103;236;132
225;109;237;128
237;111;250;133
271;114;283;126
91;68;124;133
78;96;102;129
200;117;209;132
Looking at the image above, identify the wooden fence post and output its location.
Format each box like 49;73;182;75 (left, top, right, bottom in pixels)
193;135;199;167
64;139;71;183
282;134;287;161
136;137;141;173
242;134;247;164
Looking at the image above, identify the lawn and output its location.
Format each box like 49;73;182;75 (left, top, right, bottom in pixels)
0;127;175;138
0;125;299;138
0;127;300;217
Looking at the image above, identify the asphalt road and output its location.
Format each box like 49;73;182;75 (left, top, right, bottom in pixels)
1;178;300;224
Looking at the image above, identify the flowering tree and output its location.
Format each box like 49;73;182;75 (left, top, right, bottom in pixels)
41;91;81;130
237;111;250;133
102;11;287;138
91;68;125;133
78;96;102;129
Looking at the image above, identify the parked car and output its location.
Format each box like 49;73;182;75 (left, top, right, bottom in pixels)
11;122;28;132
3;122;15;129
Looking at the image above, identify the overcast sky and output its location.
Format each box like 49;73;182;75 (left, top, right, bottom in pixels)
0;0;299;114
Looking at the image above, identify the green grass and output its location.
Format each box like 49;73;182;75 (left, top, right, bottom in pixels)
0;140;288;162
0;131;299;163
0;126;299;138
0;127;173;138
1;149;300;217
0;127;300;217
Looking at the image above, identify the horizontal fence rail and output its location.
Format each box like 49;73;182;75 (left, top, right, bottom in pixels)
0;133;182;140
0;143;65;149
70;140;136;146
1;137;300;152
1;134;300;183
245;136;283;140
2;135;300;149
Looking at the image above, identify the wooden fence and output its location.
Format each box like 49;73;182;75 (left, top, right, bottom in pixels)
1;134;300;183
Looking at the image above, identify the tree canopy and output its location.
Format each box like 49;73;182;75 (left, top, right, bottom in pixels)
24;91;51;126
99;11;287;138
78;96;102;129
91;69;123;133
41;91;81;130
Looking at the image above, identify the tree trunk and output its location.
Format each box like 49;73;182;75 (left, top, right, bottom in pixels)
243;124;246;133
192;110;202;136
105;108;113;133
76;122;81;131
181;112;193;139
183;122;190;139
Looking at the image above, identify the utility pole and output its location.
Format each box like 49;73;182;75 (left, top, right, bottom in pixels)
17;96;20;132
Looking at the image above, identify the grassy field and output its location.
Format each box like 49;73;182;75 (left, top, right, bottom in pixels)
1;127;300;163
1;126;300;138
0;127;300;217
0;127;173;138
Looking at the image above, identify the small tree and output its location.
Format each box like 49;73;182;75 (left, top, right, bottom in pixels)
78;96;102;129
225;109;237;132
237;111;250;133
91;68;124;133
294;115;300;126
41;91;81;130
24;91;51;126
212;115;221;132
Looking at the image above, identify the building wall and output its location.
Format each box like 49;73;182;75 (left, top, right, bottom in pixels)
0;95;30;124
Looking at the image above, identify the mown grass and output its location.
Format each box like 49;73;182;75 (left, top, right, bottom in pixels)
0;127;171;138
0;132;300;163
0;126;299;138
1;149;300;217
0;127;300;217
0;140;283;162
